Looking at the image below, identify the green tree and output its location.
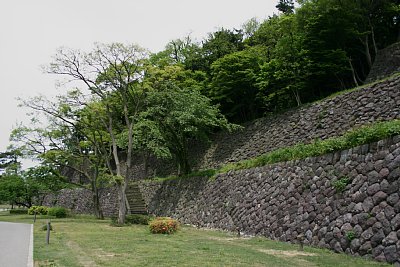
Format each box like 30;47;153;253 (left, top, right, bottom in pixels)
209;47;264;122
257;14;311;111
45;43;149;224
276;0;295;14
0;151;64;208
202;28;244;71
13;91;112;218
0;150;20;173
138;65;237;175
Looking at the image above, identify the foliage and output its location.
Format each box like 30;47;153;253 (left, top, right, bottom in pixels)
0;173;25;205
201;28;244;71
9;209;28;215
332;177;351;193
0;149;21;173
0;164;67;208
346;231;356;241
125;214;153;225
28;206;48;215
149;217;180;234
218;119;400;174
47;207;69;218
138;70;238;175
276;0;295;14
209;47;264;122
41;223;53;231
110;214;153;226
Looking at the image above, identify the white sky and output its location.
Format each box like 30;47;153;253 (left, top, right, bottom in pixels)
0;0;278;160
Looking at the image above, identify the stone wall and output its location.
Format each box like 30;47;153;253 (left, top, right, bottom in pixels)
42;187;118;217
138;135;400;264
367;42;400;83
131;74;400;178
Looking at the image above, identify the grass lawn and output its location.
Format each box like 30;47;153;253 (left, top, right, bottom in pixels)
0;212;390;267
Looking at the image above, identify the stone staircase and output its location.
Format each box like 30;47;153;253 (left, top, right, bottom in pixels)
126;183;148;215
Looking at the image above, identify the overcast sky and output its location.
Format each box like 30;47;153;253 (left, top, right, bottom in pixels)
0;0;278;162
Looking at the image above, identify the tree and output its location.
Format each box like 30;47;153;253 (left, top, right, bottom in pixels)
209;47;264;122
12;91;112;218
202;28;244;71
45;43;148;224
0;150;20;173
276;0;295;14
256;14;311;111
138;68;236;174
0;150;65;208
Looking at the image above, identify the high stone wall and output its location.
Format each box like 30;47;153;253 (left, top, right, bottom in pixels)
128;74;400;179
366;42;400;83
138;135;400;264
42;72;400;264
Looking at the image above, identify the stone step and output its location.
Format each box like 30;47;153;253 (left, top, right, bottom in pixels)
126;182;148;215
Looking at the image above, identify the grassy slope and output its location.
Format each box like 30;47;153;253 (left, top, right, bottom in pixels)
0;213;390;267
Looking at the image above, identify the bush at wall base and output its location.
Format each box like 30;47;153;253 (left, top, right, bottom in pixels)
125;214;153;225
149;217;179;234
9;209;28;215
28;206;48;215
47;207;69;218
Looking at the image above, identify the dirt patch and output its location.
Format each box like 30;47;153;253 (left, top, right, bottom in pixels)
66;240;99;267
206;235;317;267
258;248;316;257
207;236;252;242
258;249;317;267
92;248;125;259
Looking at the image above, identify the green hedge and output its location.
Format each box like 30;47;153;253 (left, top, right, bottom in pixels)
111;214;153;225
47;207;69;218
9;209;28;215
125;214;153;225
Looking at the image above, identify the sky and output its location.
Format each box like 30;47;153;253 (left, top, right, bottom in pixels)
0;0;278;166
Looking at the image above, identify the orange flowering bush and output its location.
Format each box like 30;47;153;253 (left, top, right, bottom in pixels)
149;217;179;234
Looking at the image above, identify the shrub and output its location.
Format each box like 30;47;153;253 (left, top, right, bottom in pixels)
41;223;53;231
125;214;153;225
109;216;126;227
332;177;351;193
28;206;48;215
9;209;28;215
47;207;68;218
346;231;356;241
149;217;179;234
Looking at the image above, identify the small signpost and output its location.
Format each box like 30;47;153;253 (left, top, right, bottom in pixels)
46;220;51;245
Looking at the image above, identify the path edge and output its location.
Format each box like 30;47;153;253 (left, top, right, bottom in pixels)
27;224;33;267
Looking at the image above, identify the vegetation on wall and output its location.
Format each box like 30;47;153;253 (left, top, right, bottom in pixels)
149;119;400;182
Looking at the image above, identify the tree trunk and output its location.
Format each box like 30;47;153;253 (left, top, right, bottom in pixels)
348;58;359;87
363;35;372;70
291;87;301;107
117;183;126;224
92;183;103;219
177;148;191;175
369;18;378;55
107;110;126;225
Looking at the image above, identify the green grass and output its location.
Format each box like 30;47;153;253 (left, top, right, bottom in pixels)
0;213;390;267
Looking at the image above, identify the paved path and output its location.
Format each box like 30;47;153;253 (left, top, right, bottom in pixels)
0;222;33;267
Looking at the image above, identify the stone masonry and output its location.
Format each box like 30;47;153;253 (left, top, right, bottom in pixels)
139;135;400;264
